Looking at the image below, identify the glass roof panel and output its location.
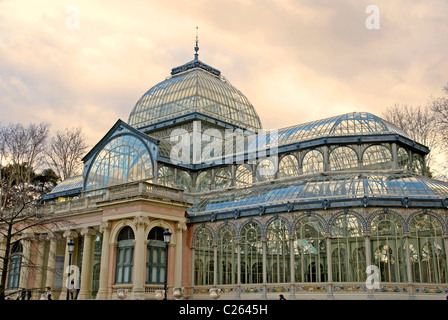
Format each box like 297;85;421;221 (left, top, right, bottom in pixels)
246;112;410;150
191;173;448;213
46;175;83;194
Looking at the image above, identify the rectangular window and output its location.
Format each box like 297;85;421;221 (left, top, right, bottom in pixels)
146;242;166;284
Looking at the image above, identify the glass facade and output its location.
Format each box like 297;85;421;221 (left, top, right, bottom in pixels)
86;135;153;191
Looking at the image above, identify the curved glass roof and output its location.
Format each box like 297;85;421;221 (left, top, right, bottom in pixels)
42;175;83;200
191;173;448;213
274;112;410;146
128;60;262;130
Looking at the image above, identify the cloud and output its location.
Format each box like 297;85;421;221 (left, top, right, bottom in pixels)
0;0;447;147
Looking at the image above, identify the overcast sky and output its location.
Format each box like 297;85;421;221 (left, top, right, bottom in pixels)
1;0;447;148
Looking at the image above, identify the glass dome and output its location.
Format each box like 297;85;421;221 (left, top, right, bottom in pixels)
128;60;262;130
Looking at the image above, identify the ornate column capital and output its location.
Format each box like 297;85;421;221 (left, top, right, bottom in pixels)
46;232;61;242
81;227;97;238
99;221;110;233
134;216;148;228
176;221;187;231
63;229;78;239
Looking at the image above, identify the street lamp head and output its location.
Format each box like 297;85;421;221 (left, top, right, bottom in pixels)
163;229;172;244
67;239;75;253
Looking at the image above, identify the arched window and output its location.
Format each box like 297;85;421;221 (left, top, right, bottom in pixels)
266;219;290;283
370;214;406;282
302;150;324;174
240;222;263;284
176;170;192;192
194;228;214;286
397;148;409;169
146;227;167;284
217;225;237;285
7;241;22;289
329;147;358;171
294;217;327;283
196;171;212;192
278;155;299;179
330;214;365;282
158;166;175;188
86;135;153;190
256;158;276;182
214;167;231;190
409;214;446;283
115;226;135;284
235;164;253;187
410;154;424;175
362;145;393;170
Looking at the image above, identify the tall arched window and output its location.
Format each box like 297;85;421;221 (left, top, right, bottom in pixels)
7;241;22;289
214;167;231;190
397;148;409;169
266;219;290;283
240;222;263;284
362;145;393;170
410;154;424;175
158;166;175;188
278;155;299;179
176;170;192;192
294;217;327;283
256;158;276;182
146;227;167;284
115;226;135;284
194;228;214;286
235;164;253;187
217;225;237;285
370;214;406;282
409;214;446;283
302;150;324;174
196;171;212;192
86;135;153;190
329;147;358;171
330;214;365;282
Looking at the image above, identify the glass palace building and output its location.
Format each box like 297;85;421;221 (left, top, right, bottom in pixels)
4;48;448;300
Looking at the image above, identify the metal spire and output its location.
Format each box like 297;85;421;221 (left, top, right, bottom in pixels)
194;26;199;60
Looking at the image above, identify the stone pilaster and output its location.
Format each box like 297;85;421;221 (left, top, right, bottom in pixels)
96;221;110;300
78;227;97;300
174;222;187;288
34;235;46;291
18;234;31;290
132;216;148;300
45;235;58;290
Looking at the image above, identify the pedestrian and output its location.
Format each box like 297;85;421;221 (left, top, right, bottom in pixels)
45;287;52;300
70;280;76;300
26;290;32;300
20;288;26;300
279;294;286;300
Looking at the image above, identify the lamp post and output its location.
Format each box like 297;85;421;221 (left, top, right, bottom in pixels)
163;229;172;300
66;239;75;300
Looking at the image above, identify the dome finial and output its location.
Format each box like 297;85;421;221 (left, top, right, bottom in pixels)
194;26;199;60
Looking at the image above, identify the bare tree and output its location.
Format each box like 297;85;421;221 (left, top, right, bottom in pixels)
46;127;89;181
0;123;71;300
382;103;439;168
430;83;448;146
